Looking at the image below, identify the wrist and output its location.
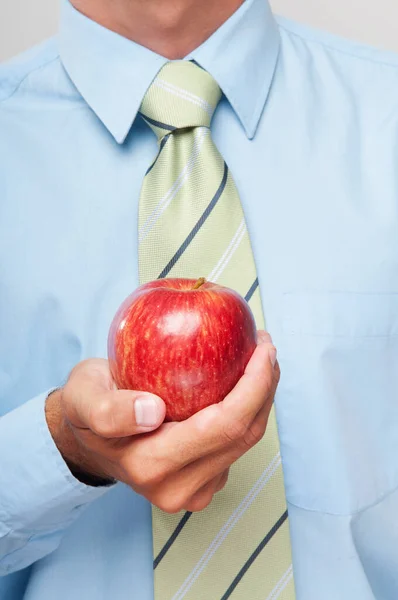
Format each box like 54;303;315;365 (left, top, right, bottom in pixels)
63;459;116;487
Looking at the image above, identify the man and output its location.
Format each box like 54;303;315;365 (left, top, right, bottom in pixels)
1;0;398;597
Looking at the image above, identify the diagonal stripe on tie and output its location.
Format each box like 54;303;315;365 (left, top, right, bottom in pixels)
244;277;259;302
169;453;283;600
138;128;213;249
158;162;228;279
153;512;193;569
141;114;176;131
146;134;171;175
151;277;261;572
138;60;296;600
266;565;294;600
220;511;289;600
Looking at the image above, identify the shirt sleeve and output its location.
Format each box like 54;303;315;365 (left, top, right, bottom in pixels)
0;391;112;575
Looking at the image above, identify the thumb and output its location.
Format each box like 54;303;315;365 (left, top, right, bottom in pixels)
82;389;166;438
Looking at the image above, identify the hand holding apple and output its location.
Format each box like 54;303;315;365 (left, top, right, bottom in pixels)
107;277;257;421
46;332;278;513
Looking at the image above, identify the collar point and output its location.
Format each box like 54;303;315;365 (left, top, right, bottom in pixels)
114;130;130;145
244;125;257;140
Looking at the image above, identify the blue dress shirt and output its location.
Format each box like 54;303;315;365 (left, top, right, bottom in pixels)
2;0;398;598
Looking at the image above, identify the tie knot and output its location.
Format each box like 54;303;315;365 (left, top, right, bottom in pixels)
139;61;222;139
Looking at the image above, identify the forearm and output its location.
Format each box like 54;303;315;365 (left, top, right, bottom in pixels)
0;391;111;574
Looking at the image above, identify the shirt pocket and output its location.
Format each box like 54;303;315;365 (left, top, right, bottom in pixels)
277;291;398;515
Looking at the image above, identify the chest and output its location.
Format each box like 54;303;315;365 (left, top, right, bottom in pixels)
2;105;398;298
2;105;398;518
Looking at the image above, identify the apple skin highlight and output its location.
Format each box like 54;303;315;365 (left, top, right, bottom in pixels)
108;278;257;421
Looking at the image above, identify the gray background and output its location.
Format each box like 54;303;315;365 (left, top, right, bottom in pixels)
1;0;398;62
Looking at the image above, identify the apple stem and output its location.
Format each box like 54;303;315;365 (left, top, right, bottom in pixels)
192;277;206;289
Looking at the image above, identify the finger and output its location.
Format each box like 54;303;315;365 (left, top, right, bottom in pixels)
145;356;275;496
219;331;276;433
231;353;278;457
215;467;230;492
162;386;273;496
257;330;272;344
64;380;166;438
183;469;229;512
142;335;277;469
256;352;280;423
119;371;274;502
154;412;265;505
176;445;249;501
190;335;276;454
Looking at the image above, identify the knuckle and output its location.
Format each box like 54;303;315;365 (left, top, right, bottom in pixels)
273;362;281;385
128;466;149;488
185;492;213;513
242;419;266;449
132;466;163;488
146;469;164;487
60;385;72;411
217;470;230;491
89;400;114;437
126;456;166;488
216;480;227;493
258;373;273;397
154;493;187;514
69;358;95;379
223;419;249;444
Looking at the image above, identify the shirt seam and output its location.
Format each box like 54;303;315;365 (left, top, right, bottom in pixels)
0;55;60;105
278;22;398;71
0;519;76;573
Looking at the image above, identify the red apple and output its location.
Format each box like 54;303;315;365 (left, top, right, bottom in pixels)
107;277;257;421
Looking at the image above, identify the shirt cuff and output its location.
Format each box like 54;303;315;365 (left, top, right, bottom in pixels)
0;391;111;536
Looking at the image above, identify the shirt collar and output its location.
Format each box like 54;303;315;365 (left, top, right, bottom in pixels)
59;0;280;143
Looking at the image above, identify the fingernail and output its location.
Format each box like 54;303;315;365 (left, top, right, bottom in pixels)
258;331;272;344
135;396;160;427
269;347;277;368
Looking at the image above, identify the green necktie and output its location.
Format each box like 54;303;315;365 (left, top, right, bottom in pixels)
138;61;295;600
